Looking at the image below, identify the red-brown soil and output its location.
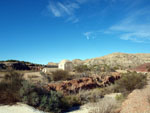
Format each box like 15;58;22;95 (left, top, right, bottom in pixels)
132;63;150;72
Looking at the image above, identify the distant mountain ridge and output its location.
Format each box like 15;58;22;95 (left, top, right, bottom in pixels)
73;53;150;68
0;60;43;71
1;53;150;69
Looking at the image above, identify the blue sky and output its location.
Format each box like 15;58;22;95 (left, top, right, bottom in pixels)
0;0;150;64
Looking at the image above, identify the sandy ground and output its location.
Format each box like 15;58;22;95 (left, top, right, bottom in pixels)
0;103;45;113
120;78;150;113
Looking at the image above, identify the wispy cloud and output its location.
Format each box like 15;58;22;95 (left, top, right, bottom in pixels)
83;4;150;43
48;2;61;17
83;32;93;40
48;0;117;23
48;0;87;23
120;32;150;43
83;30;103;40
108;8;150;43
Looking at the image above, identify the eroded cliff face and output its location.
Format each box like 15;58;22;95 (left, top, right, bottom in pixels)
45;72;120;94
72;53;150;68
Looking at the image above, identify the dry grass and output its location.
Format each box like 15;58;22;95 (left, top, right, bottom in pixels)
88;97;120;113
77;88;104;104
50;70;73;81
0;72;24;105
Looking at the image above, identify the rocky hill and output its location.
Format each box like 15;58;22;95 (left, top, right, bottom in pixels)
0;60;44;71
72;53;150;68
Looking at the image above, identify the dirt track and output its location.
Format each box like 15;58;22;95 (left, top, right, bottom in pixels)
120;77;150;113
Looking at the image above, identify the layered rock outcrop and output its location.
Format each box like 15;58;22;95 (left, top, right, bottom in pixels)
45;72;120;94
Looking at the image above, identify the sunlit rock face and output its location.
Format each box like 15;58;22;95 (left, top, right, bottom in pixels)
80;53;150;68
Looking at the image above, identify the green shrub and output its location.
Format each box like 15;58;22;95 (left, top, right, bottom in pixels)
115;72;147;93
51;70;72;81
0;71;71;112
20;81;70;113
39;91;64;113
19;81;40;106
64;95;81;107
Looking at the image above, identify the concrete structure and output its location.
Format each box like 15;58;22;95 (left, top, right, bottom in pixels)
58;59;74;71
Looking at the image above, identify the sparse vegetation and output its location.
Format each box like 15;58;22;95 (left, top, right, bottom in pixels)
77;89;104;104
50;70;73;81
64;95;82;107
115;72;147;93
89;97;119;113
20;81;69;113
74;65;90;73
0;72;70;113
0;71;24;105
0;64;148;113
64;88;111;105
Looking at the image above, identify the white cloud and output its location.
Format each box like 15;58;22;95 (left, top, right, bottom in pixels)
120;32;150;43
67;17;79;23
48;0;81;22
83;32;93;40
82;0;150;43
108;8;150;43
48;0;115;23
48;2;62;17
58;2;71;15
83;31;100;40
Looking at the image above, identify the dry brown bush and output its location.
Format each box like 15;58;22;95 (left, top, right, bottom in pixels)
88;97;119;113
0;71;24;105
50;70;73;81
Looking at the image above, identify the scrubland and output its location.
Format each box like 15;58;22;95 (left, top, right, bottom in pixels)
0;64;148;113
